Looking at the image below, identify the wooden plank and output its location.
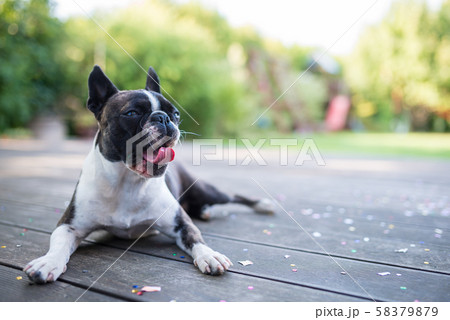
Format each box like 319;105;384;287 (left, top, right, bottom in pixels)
2;183;449;231
1;140;449;302
0;224;361;302
91;229;450;302
0;264;122;302
1;199;448;274
1;218;449;301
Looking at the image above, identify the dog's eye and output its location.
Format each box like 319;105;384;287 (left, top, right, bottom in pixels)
124;110;139;117
173;111;180;119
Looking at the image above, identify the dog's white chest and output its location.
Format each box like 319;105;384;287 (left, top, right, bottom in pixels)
75;147;178;239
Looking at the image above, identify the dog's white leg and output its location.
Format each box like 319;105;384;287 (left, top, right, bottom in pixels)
23;224;87;284
156;208;232;275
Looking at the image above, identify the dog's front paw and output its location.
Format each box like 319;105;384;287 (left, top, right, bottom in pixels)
23;255;67;284
193;248;233;275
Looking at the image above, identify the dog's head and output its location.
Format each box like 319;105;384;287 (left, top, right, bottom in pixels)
87;65;180;178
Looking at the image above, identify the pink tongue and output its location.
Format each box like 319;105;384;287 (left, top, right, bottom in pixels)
147;147;175;165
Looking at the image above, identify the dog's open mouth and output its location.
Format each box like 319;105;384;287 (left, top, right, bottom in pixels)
129;145;175;178
143;146;175;166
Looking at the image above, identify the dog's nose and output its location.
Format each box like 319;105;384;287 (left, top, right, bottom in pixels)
150;111;170;125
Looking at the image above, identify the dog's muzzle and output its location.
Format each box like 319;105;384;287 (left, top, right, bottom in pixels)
125;112;179;178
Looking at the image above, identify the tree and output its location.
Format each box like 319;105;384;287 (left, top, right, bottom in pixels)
0;0;64;132
344;0;450;131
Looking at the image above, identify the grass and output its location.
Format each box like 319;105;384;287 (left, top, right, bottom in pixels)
306;132;450;159
233;131;450;159
0;128;32;139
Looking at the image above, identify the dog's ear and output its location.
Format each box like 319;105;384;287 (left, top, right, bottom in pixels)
87;65;119;119
145;66;161;94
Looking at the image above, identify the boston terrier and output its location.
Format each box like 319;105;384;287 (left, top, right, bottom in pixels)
24;65;274;283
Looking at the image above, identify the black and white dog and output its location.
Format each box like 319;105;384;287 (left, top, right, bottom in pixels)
24;65;273;283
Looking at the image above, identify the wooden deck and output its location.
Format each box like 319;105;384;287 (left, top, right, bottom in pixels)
0;138;449;302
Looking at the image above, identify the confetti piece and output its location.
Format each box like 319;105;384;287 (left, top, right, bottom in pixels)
410;244;416;247
400;287;407;290
388;224;395;230
141;286;161;292
137;291;143;296
82;270;88;273
341;241;347;245
172;253;177;256
340;272;347;275
290;264;296;267
343;218;354;225
338;208;346;214
395;248;408;253
19;233;25;236
269;224;275;228
28;218;33;223
284;255;290;259
312;232;322;238
404;210;414;217
348;226;356;232
238;260;253;266
16;276;22;280
247;286;254;290
243;248;248;252
354;239;360;243
363;237;370;242
16;244;21;248
1;246;6;248
378;272;391;276
291;269;298;272
351;249;357;253
396;273;402;276
424;261;430;265
219;300;227;302
132;285;139;288
424;248;430;252
180;256;185;259
132;289;138;293
434;228;443;234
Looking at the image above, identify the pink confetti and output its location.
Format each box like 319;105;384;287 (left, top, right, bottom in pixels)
247;286;254;290
141;286;161;292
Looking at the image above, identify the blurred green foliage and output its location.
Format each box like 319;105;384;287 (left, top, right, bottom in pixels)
0;0;64;131
0;0;323;137
1;0;449;137
344;0;450;132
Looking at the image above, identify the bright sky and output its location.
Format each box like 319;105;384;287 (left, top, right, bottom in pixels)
53;0;444;55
